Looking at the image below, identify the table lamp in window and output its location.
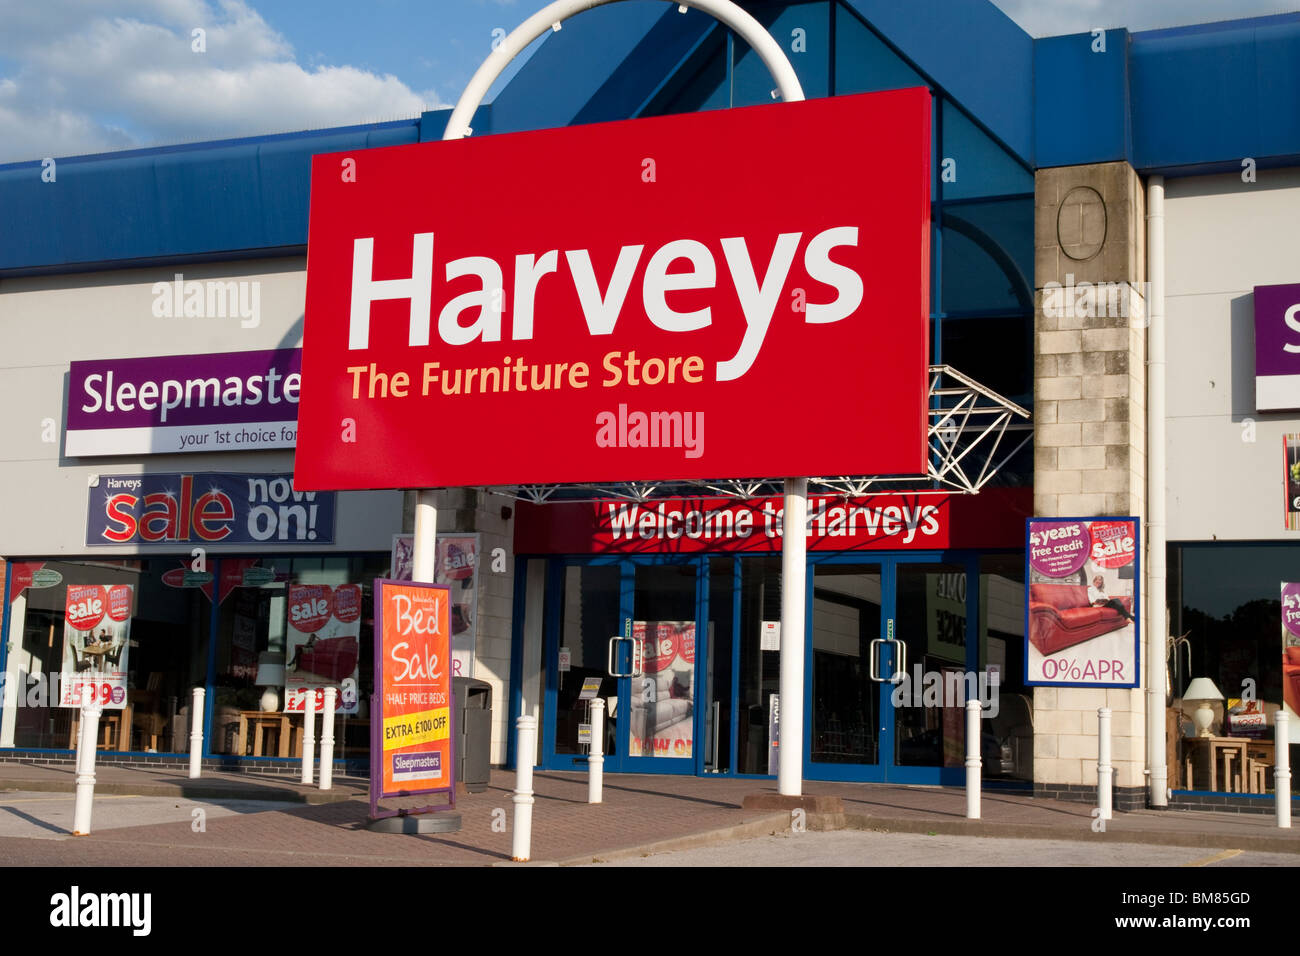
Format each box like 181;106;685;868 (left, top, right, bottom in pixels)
255;653;286;713
1183;677;1224;738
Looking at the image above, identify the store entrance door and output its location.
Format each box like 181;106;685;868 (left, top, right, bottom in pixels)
808;555;980;785
542;558;701;775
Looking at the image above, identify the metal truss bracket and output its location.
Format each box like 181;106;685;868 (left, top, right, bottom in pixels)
491;365;1031;503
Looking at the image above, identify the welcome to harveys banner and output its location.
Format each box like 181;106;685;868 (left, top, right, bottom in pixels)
513;488;1030;555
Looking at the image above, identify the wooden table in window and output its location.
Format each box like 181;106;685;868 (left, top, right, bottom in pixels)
69;705;134;752
1182;736;1250;792
237;711;301;758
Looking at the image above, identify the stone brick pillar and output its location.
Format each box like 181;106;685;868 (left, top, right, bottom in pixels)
1033;162;1148;810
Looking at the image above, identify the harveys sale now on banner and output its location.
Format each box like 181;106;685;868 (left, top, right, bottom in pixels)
294;89;930;489
373;581;454;802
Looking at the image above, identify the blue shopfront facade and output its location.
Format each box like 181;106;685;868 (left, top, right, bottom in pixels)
5;1;1300;799
508;491;1032;785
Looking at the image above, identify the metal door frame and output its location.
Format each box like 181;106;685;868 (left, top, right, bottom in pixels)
802;551;980;785
540;555;706;775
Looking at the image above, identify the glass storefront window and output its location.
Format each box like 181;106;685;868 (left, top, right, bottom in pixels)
1;559;207;753
1;553;388;759
553;564;621;757
939;198;1035;315
706;557;734;773
630;563;698;762
737;556;781;774
811;564;882;766
940;99;1034;201
979;553;1032;782
210;554;387;761
939;315;1032;407
1169;543;1300;794
732;2;830;105
834;3;926;97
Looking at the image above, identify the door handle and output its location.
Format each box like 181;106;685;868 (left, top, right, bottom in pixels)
632;637;645;677
869;637;886;682
607;637;632;678
890;637;907;684
869;637;906;684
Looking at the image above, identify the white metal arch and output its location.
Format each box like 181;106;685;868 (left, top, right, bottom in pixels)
441;0;807;142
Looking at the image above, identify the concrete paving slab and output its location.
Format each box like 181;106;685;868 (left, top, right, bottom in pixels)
0;763;1295;866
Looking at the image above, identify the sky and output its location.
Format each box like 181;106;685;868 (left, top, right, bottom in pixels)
0;0;1296;165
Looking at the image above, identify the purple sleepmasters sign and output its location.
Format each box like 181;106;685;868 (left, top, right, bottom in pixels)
65;348;302;457
1254;283;1300;412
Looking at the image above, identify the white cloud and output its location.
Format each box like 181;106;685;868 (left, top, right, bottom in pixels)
0;0;447;163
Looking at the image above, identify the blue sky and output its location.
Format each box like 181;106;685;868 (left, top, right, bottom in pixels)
0;0;1295;164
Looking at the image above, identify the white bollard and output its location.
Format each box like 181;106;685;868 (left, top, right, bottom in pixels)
319;687;336;791
1098;707;1113;821
1277;712;1292;829
301;691;316;785
512;716;537;862
965;699;981;819
588;698;604;805
188;687;204;779
72;690;102;836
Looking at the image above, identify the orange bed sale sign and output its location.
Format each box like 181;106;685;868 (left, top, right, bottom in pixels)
372;580;455;814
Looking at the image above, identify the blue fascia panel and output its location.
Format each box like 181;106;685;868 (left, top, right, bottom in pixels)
418;105;494;142
1033;30;1131;169
1131;15;1300;170
842;0;1033;164
1142;152;1300;179
0;122;418;276
487;1;674;135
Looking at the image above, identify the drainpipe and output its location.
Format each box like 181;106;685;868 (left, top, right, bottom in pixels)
1146;175;1168;807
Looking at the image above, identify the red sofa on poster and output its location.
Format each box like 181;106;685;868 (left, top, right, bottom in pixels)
291;636;359;683
1028;583;1133;656
1284;646;1300;717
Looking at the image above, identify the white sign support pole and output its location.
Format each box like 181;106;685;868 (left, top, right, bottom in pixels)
588;697;604;804
413;490;438;585
1277;712;1292;829
72;690;101;836
778;478;807;796
301;691;316;785
965;699;981;819
1098;707;1113;821
513;715;537;861
188;686;204;778
319;686;337;790
443;0;807;797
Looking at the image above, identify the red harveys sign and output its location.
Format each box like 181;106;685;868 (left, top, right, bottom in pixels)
514;488;1030;555
295;88;931;489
